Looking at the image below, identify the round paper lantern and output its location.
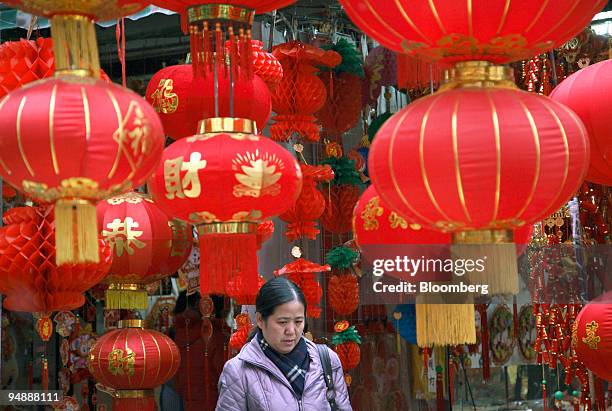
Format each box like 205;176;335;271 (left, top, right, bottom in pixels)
573;293;612;381
0;38;54;97
251;40;283;89
149;117;302;296
146;64;271;140
550;60;612;185
0;75;165;265
88;320;180;411
0;205;112;313
97;192;192;309
369;64;589;234
338;0;605;63
328;273;359;316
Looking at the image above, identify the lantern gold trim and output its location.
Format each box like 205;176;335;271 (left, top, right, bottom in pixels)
440;61;516;91
198;222;257;235
118;319;144;329
50;14;100;78
187;4;255;25
197;117;258;135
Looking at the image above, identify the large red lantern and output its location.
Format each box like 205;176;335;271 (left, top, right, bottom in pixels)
146;64;271;140
0;2;164;266
550;60;612;186
0;205;112;313
97;192;192;309
338;0;605;64
149;118;302;296
88;320;180;411
573;294;612;381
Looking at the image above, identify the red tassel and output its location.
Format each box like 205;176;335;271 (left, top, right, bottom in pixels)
112;396;156;411
215;23;223;73
199;232;258;295
595;376;606;410
244;30;253;79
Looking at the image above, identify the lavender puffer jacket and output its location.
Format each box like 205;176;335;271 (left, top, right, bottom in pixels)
215;337;352;411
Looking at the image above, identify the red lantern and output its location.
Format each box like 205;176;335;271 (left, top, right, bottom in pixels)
146;64;271;140
270;41;341;142
550;60;612;185
153;1;295;15
250;40;283;89
4;1;147;19
369;66;589;234
279;164;334;241
88;320;180;411
0;38;53;97
317;72;363;140
0;76;164;265
321;185;361;235
573;293;612;381
97;192;192;309
0;206;112;313
274;258;328;319
149;118;302;296
338;0;605;63
328;274;359;316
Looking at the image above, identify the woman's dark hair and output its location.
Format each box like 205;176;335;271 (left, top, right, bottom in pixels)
248;277;306;341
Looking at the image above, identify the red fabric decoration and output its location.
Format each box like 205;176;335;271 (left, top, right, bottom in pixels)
149;124;302;296
574;293;612;381
146;64;271;140
97;192;192;308
317;72;363;140
274;258;329;319
279;164;334;241
256;220;274;248
226;274;265;305
270;41;341;142
320;185;360;234
328;274;359;316
0;205;112;313
4;0;147;19
550;60;612;185
36;316;53;341
0;75;164;265
369;87;589;232
338;0;605;63
88;325;180;410
335;341;360;371
229;313;252;352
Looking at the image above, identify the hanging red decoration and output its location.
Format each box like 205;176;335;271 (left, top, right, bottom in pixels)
270;41;341;142
338;0;605;64
550;60;612;186
153;1;295;15
146;64;271;140
36;316;54;342
149;117;302;296
226;273;265;305
396;53;446;93
250;40;284;89
229;313;253;352
320;154;363;234
318;73;363;141
4;1;147;19
88;320;180;411
573;293;612;381
0;205;112;313
327;274;359;316
332;321;361;372
256;220;274;248
274;258;329;319
0;38;53;97
97;192;192;310
279;164;334;241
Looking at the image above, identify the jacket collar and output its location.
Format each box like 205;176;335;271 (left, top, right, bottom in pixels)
238;337;323;393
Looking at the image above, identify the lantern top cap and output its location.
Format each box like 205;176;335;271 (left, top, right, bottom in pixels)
187;4;255;25
440;61;516;91
197;117;258;135
118;319;144;329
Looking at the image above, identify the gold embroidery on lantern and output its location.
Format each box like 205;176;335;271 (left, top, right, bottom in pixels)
164;153;207;200
389;212;408;229
361;196;383;231
150;79;179;114
169;220;191;257
582;321;601;350
410;223;422;230
232;210;263;221
108;347;135;376
21;178;131;202
102;217;146;257
107;193;152;205
188;211;217;224
232;151;283;198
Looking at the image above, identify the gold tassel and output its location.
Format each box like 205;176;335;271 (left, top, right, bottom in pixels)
452;229;519;295
416;302;476;347
50;14;100;78
105;284;148;310
55;198;99;265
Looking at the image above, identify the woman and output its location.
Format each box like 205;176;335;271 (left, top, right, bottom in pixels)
216;277;352;410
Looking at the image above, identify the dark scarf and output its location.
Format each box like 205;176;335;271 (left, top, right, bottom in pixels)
257;330;310;399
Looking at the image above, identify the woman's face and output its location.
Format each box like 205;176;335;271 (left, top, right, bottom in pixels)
257;299;305;354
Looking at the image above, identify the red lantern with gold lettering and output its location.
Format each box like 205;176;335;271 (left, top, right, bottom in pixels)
573;294;612;381
97;192;192;310
338;0;605;64
149;118;302;296
0;2;164;266
88;320;180;411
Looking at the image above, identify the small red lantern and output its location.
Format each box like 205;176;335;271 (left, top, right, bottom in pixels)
279;164;334;241
0;38;53;97
146;64;271;140
88;320;180;411
270;41;341;142
0;205;112;313
328;274;359;316
332;321;361;371
250;40;283;89
97;192;192;309
550;60;612;185
274;258;328;319
573;293;612;381
149;118;302;296
339;0;605;64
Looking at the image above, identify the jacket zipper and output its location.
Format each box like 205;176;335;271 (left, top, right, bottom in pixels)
298;399;303;411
